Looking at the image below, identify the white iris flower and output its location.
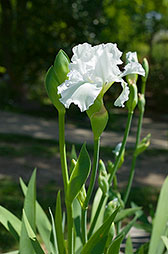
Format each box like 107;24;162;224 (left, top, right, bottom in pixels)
58;43;145;112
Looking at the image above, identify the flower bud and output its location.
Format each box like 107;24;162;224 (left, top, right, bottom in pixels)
126;83;138;113
107;160;114;174
45;66;65;113
135;133;151;156
98;160;109;196
54;50;70;84
113;143;125;169
77;185;86;208
104;200;118;221
141;58;149;95
141;58;149;84
138;93;145;113
87;96;108;139
45;49;70;113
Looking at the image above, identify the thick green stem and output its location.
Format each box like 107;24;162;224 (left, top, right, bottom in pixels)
81;138;100;244
88;112;133;237
59;112;73;253
123;109;144;205
58;111;69;193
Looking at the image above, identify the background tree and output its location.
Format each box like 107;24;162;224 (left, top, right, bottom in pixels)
0;0;168;111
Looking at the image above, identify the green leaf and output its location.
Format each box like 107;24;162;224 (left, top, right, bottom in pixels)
23;210;45;254
67;143;91;204
0;205;21;241
3;251;19;254
120;215;138;236
107;233;124;254
81;207;119;254
148;176;168;254
90;188;108;234
45;66;65;113
135;242;149;254
114;207;142;223
161;236;168;250
19;169;36;254
125;235;133;254
55;191;65;254
49;208;58;254
20;178;52;253
70;145;77;161
72;198;82;253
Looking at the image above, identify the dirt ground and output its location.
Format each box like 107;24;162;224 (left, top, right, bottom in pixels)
0;150;167;189
0;111;167;188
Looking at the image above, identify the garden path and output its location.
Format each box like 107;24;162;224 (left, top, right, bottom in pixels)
0;110;167;188
0;110;167;150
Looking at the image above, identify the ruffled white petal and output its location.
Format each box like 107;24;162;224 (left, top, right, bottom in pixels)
72;43;92;62
59;80;102;112
58;43;144;111
126;52;138;63
114;82;130;107
121;62;145;78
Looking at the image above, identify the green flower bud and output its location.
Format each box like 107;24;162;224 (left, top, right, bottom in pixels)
135;133;151;156
113;143;125;169
98;160;109;196
138;93;146;113
77;185;86;208
141;58;149;84
99;159;107;176
107;160;114;174
104;200;118;221
54;49;70;84
141;58;149;95
87;96;108;139
126;83;138;113
45;49;70;112
45;66;65;113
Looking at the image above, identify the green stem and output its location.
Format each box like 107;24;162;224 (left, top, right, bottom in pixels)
66;202;73;254
81;137;100;244
58;111;69;193
88;112;133;237
123;109;144;205
108;112;133;184
59;112;73;252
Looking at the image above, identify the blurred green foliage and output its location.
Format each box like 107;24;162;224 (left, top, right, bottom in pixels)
0;0;168;111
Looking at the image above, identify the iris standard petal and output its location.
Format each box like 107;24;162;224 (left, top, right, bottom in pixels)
72;43;92;62
126;52;138;63
114;81;130;107
121;62;145;78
